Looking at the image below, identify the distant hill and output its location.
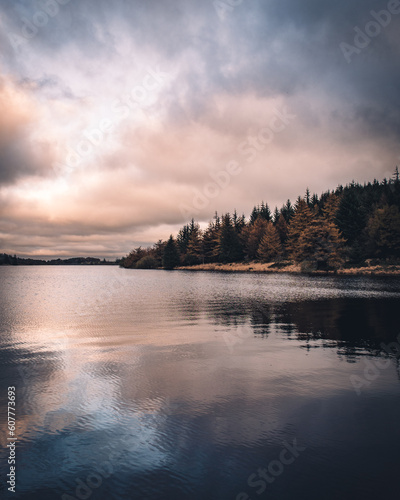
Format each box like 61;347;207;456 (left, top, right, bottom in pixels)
0;254;119;266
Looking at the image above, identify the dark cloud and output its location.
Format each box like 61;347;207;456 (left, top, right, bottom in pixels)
0;0;399;256
0;76;54;185
0;138;37;185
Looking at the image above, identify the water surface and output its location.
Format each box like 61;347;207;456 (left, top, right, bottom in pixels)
1;267;400;499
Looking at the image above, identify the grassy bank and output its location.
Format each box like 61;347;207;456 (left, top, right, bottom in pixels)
177;261;400;276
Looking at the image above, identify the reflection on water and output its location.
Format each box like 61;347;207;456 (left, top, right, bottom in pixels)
0;267;400;499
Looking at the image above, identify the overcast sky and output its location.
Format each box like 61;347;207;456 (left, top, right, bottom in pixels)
0;0;399;258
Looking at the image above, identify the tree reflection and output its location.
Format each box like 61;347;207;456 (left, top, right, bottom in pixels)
207;295;400;360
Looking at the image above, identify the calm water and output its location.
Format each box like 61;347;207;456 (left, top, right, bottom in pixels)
1;267;400;500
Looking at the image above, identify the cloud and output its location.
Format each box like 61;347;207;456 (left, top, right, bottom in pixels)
0;75;58;185
0;0;399;257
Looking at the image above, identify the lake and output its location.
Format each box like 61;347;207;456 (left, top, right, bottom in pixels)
1;266;400;500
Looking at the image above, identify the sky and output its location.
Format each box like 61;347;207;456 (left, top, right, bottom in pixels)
0;0;399;259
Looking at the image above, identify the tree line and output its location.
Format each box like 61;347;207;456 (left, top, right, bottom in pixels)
0;255;119;266
120;169;400;271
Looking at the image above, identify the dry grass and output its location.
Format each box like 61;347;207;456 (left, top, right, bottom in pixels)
338;265;400;276
176;261;400;276
177;261;301;273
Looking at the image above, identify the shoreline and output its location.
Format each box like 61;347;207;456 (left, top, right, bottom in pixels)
176;261;400;276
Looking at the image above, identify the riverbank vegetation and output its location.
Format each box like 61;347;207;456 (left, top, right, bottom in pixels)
120;171;400;272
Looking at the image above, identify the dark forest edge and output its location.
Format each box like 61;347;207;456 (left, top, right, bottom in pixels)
120;169;400;273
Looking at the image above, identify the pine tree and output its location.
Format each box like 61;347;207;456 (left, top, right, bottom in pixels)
311;193;319;207
185;224;203;265
257;222;283;262
259;201;271;221
177;224;191;255
322;193;341;223
275;213;288;245
234;212;246;233
335;189;366;245
250;206;259;225
218;214;243;262
202;219;220;263
244;216;269;259
152;240;166;267
293;218;345;270
305;188;311;206
367;205;400;258
281;199;294;223
273;207;280;224
162;236;181;270
393;166;399;183
286;199;315;258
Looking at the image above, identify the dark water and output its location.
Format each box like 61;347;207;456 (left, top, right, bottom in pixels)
1;267;400;500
